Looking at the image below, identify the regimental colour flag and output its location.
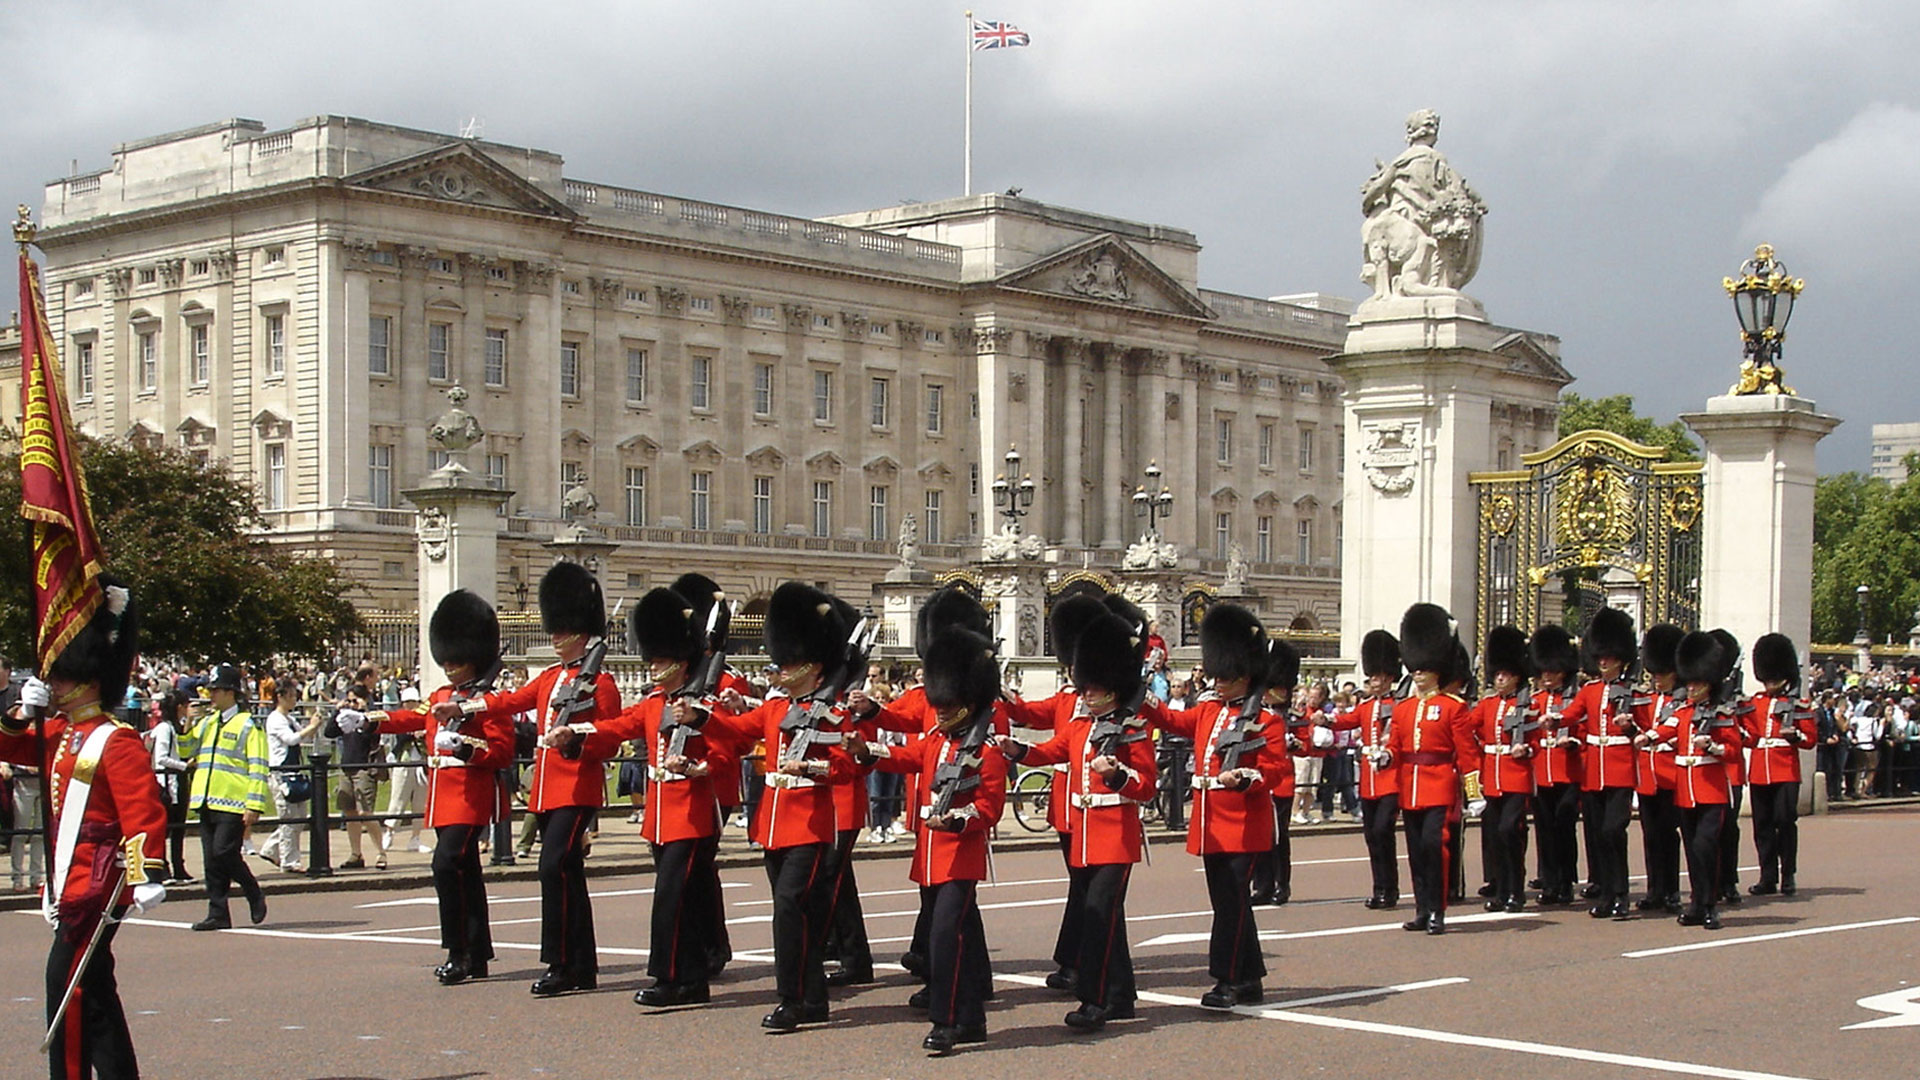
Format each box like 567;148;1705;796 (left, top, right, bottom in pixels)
972;19;1030;50
15;219;106;670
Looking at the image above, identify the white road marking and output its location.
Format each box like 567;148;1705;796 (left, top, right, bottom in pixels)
1843;987;1920;1030
1623;917;1920;959
734;876;1072;908
1241;976;1469;1011
354;881;749;909
1137;910;1536;948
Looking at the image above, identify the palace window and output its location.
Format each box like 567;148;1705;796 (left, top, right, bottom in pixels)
1215;512;1232;559
1298;426;1315;473
626;347;648;404
1297;518;1313;564
74;339;94;400
868;485;888;541
188;322;211;386
924;489;943;543
753;476;773;535
1216;416;1233;464
870;377;890;428
368;315;392;376
484;328;508;386
137;331;157;392
265;313;287;377
559;341;581;398
1256;515;1273;563
1258;422;1274;468
690;355;712;410
369;444;394;508
263;443;287;511
427;323;450;381
811;481;833;538
689;470;711;531
813;370;834;423
625;467;649;527
753;364;774;416
925;383;945;434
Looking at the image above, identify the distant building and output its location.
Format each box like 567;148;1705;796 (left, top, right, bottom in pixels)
1870;423;1920;481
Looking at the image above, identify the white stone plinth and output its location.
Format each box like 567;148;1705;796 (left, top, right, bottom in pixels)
403;471;514;695
1682;393;1840;655
873;580;927;652
982;564;1049;660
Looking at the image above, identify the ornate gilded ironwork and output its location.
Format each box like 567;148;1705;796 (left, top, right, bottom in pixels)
1469;429;1704;635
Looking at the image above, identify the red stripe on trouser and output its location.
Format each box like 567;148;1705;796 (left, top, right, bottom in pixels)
61;946;86;1080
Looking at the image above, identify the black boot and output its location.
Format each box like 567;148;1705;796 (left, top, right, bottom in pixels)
922;1025;958;1055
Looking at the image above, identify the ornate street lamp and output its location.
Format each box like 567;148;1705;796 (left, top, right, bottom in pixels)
1723;244;1805;396
1856;583;1872;645
1132;460;1174;539
991;444;1035;531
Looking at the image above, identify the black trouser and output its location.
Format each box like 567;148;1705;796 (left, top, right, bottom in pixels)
432;823;492;962
1052;834;1089;970
1483;793;1529;902
1076;863;1135;1008
1445;804;1466;900
1203;852;1264;984
489;773;517;861
47;917;136;1080
764;842;832;1008
1679;803;1727;910
1638;787;1681;901
927;880;990;1028
1360;793;1400;900
1403;806;1451;919
1817;745;1846;801
198;808;261;924
821;828;872;976
693;828;731;970
1532;783;1580;895
1582;787;1634;903
1251;799;1292;898
649;837;713;985
164;778;190;879
536;806;597;979
1718;785;1743;891
1750;781;1801;886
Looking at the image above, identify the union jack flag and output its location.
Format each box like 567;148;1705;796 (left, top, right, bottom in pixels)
972;19;1030;50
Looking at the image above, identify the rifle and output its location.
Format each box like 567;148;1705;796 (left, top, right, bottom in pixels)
777;616;878;768
665;601;730;760
1500;696;1541;745
1604;680;1638;734
550;598;623;761
1212;666;1273;775
928;701;995;823
1087;678;1152;763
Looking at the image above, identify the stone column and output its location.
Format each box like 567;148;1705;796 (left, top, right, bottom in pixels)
1682;393;1840;652
1059;338;1088;548
1100;345;1127;549
980;562;1048;697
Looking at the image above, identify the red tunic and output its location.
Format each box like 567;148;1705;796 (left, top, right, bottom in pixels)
377;686;515;827
1530;688;1580;788
1468;694;1537;797
1330;694;1399;799
706;671;756;810
1388;693;1477;811
709;696;855;850
1003;690;1078;833
872;685;1014;738
0;712;168;922
1634;689;1682;795
472;662;623;813
1160;698;1287;855
1565;679;1639;791
1653;701;1744;808
1020;712;1158;867
1742;693;1815;786
581;693;717;845
876;730;1008;885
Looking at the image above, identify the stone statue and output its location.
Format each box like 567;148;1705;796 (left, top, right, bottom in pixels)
1067;249;1131;303
426;384;484;473
561;476;598;520
1122;534;1180;571
1223;542;1249;588
896;512;921;568
1359;110;1487;301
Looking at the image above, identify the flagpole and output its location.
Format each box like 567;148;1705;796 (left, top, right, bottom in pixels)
963;9;973;196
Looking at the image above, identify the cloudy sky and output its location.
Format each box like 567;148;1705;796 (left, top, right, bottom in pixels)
4;0;1915;471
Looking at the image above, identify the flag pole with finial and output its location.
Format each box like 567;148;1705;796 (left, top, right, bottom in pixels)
964;9;974;196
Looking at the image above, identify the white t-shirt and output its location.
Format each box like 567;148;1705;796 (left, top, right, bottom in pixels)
1849;710;1883;749
265;708;306;768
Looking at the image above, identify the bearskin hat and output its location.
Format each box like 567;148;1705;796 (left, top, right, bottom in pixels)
1361;629;1402;681
922;627;1001;715
1200;603;1268;685
1641;624;1685;677
1752;632;1801;692
1070;612;1145;702
1049;594;1109;664
629;587;701;662
765;582;855;669
1484;625;1530;680
1529;625;1578;677
428;589;500;673
539;561;605;637
917;585;991;658
1399;603;1458;677
1676;630;1732;692
1450;639;1477;696
1581;607;1638;673
1101;593;1149;635
668;572;730;645
1266;636;1302;692
49;576;140;708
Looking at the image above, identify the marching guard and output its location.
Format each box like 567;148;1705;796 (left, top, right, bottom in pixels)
1383;604;1479;935
1646;630;1743;930
1332;630;1403;909
1470;626;1537;913
664;572;745;981
368;589;515;985
1744;633;1816;896
1634;625;1687;913
437;562;622;996
1527;626;1582;905
1712;629;1748;905
1561;608;1641;919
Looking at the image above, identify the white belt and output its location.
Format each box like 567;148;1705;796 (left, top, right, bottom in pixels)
1051;763;1069;774
648;766;692;783
1191;775;1235;791
1673;755;1717;767
1486;745;1524;756
1585;735;1633;747
1755;738;1794;749
426;755;469;769
1645;742;1676;754
765;773;817;790
1073;792;1131;809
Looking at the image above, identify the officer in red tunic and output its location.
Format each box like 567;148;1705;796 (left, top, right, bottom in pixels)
997;610;1158;1031
369;589;514;985
1712;629;1748;906
866;626;1008;1055
1160;603;1292;1010
1644;630;1743;930
661;573;744;981
1633;624;1687;913
1743;632;1816;896
437;563;622;997
1527;625;1582;905
0;579;168;1080
1562;607;1641;919
1382;604;1479;935
707;582;861;1032
1469;626;1537;913
1331;630;1402;909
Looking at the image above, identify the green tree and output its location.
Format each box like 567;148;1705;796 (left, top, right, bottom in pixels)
1557;392;1700;461
0;438;363;667
1811;463;1920;645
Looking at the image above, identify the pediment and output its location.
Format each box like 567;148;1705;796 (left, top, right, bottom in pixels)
805;450;844;474
561;429;593;453
682;439;724;463
345;143;578;220
1491;332;1574;384
617;433;660;457
126;419;164;449
863;454;900;478
252;408;292;439
1252;490;1281;510
176;415;216;446
918;460;953;483
1293;493;1319;512
745;444;786;469
991;234;1214;319
1210;484;1240;505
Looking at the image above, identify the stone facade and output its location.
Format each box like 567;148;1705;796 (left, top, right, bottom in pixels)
27;115;1563;642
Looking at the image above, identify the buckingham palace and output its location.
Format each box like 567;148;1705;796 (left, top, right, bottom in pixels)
22;114;1563;640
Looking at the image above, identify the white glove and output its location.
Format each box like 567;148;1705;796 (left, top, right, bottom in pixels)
1467;798;1488;819
433;729;461;754
130;881;166;915
334;708;366;735
1310;725;1335;750
19;677;49;710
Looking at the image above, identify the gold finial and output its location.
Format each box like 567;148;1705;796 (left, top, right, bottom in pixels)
13;204;35;249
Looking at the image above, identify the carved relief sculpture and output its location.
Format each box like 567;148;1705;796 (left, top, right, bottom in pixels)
1067;249;1132;303
1359;110;1487;301
1361;419;1420;494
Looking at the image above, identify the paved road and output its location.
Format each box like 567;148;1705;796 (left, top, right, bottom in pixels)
5;806;1916;1079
